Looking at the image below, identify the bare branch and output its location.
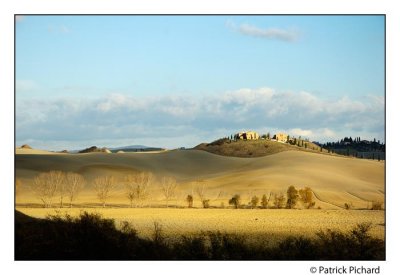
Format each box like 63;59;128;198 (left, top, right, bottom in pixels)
32;171;63;208
124;171;153;207
93;176;115;208
161;176;177;208
65;172;86;208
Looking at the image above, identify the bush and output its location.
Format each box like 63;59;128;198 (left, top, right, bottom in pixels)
344;202;353;210
315;223;384;260
15;211;169;260
202;199;210;209
371;201;383;210
229;194;241;209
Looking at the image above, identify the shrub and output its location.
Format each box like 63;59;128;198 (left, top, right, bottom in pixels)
371;201;383;210
229;194;241;209
315;222;384;260
202;199;210;209
344;202;353;210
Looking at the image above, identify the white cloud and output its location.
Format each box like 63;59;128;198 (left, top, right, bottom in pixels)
226;20;300;42
16;87;384;150
16;79;39;92
289;128;314;138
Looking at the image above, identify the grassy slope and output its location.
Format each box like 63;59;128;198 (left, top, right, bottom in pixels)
194;139;322;158
16;149;384;209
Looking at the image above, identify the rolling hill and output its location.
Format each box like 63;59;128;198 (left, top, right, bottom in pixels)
194;138;323;158
15;148;384;209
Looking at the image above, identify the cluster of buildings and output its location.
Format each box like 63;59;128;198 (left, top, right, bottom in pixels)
234;131;289;143
234;131;259;140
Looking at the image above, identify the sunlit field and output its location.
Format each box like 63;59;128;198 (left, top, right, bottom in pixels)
16;207;384;245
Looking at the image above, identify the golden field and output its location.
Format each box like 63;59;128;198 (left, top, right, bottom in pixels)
16;208;384;243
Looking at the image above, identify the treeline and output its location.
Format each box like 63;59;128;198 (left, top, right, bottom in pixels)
227;186;316;210
21;170;176;208
15;211;385;260
320;137;385;160
22;171;318;209
19;173;383;210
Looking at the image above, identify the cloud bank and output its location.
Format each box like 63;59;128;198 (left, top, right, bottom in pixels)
16;88;384;150
226;20;300;42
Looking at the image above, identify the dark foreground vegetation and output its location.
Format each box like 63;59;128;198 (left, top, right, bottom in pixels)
15;211;385;260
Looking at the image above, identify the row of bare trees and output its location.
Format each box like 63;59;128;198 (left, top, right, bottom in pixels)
32;171;85;208
30;170;179;208
29;171;317;209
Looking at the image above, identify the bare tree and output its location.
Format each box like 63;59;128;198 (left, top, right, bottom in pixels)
32;171;61;208
195;181;209;208
50;171;66;208
124;172;153;207
65;172;86;208
161;176;177;208
93;176;116;208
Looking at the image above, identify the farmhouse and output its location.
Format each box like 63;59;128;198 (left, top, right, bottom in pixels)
274;133;289;143
235;131;259;140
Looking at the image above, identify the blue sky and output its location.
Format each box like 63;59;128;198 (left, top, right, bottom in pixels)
16;15;385;150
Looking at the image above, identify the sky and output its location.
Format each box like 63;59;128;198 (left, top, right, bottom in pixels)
15;15;385;150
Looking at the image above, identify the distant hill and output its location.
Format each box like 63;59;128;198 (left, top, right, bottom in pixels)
194;138;323;158
78;146;112;154
20;144;32;149
109;145;164;153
